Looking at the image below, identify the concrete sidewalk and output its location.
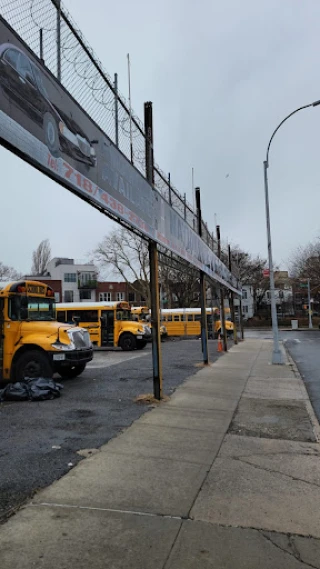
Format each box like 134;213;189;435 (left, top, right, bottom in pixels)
1;339;320;568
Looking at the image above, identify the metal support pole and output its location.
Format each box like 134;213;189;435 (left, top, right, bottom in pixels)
216;225;227;351
308;278;313;329
184;193;187;220
149;241;162;399
127;54;134;164
168;173;172;206
39;29;44;64
145;101;162;399
263;161;283;364
228;245;238;344
114;73;119;148
239;296;244;340
195;187;209;365
56;0;61;81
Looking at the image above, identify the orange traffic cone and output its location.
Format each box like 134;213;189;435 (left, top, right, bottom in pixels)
217;334;223;352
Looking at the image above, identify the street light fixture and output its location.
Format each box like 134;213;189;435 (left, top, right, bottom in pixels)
263;99;320;364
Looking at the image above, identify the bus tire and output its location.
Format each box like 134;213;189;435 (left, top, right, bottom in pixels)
119;333;137;351
58;363;86;379
15;350;53;381
136;341;147;350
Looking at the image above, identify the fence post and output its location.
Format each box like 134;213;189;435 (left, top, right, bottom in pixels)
114;73;119;148
217;225;228;351
228;245;238;344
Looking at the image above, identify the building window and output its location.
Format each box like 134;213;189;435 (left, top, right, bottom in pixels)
128;292;135;303
64;273;77;283
80;290;92;300
64;290;74;302
99;292;111;302
243;306;249;314
54;292;60;302
79;272;96;284
117;292;125;301
242;290;248;300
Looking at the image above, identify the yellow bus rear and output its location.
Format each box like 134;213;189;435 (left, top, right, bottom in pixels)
131;306;168;339
160;308;234;338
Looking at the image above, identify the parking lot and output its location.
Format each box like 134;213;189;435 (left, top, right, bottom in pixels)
0;338;226;523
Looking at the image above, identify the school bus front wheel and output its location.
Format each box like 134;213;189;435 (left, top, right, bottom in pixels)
14;349;53;381
119;333;137;351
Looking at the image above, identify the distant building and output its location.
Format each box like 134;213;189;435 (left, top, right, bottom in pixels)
46;258;98;303
240;271;294;319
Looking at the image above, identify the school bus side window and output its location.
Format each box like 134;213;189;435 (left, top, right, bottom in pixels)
66;310;97;322
57;310;66;323
167;315;172;322
187;314;194;321
173;315;180;322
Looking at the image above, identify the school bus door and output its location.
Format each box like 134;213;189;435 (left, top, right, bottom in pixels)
101;310;114;346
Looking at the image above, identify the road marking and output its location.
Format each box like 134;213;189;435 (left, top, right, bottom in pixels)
87;351;149;369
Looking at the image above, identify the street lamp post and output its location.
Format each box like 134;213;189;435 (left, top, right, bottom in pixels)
264;99;320;365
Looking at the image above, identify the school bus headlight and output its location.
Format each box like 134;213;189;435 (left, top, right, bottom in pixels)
51;341;75;351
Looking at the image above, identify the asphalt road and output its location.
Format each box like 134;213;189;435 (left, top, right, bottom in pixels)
282;330;320;423
0;338;226;523
245;328;320;424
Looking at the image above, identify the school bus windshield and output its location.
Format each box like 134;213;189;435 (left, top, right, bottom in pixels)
116;309;131;321
8;296;56;321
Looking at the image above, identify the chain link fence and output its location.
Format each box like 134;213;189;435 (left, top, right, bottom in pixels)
0;0;237;272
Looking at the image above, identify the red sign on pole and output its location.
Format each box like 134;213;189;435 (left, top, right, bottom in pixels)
262;269;270;278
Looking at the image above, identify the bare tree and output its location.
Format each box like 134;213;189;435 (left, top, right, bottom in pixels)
289;240;320;286
158;253;200;308
0;262;20;281
30;239;51;276
231;247;270;316
94;229;151;305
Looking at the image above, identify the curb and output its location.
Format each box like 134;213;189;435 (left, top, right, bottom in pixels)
282;341;320;443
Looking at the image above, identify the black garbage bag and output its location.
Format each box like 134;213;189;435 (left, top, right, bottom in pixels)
26;377;63;401
0;378;63;402
0;382;29;401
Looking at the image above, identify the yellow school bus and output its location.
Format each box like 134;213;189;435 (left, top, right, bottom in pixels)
131;306;168;339
0;280;93;382
160;307;234;338
56;301;151;350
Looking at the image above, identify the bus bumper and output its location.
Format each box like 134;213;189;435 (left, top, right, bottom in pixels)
50;348;93;367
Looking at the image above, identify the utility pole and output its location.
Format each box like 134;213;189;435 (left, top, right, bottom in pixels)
144;102;162;399
228;245;238;344
195;187;209;365
216;225;227;351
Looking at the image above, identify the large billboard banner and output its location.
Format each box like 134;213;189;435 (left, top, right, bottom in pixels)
0;16;239;293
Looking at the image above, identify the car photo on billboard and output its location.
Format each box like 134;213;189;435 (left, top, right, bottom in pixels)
0;42;97;168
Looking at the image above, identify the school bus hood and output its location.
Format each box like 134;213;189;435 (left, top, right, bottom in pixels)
18;321;91;347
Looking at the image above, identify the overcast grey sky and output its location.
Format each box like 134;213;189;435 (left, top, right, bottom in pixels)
1;0;320;275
